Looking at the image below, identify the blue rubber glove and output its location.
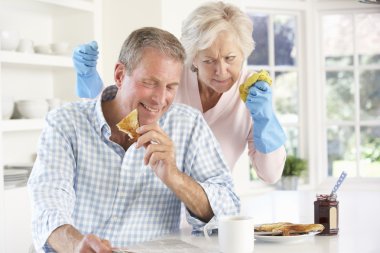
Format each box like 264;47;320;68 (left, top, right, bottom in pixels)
72;41;104;98
246;81;286;153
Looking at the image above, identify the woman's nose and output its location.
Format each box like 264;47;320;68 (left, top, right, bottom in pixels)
215;60;228;76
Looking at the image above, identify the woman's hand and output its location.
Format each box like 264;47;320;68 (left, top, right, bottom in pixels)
245;81;286;153
72;41;104;98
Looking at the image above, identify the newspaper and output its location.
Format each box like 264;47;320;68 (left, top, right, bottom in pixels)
113;238;212;253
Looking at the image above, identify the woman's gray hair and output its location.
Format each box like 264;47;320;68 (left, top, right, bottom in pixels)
181;1;255;67
119;27;186;74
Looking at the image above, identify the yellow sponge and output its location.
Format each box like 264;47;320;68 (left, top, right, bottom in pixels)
239;70;272;102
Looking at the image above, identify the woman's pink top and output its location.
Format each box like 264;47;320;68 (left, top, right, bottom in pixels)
175;67;286;184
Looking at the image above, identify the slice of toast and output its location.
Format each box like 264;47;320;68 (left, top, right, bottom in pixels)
116;109;140;142
272;223;325;236
255;222;293;232
255;222;324;236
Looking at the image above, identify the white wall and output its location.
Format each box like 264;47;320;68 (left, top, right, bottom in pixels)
160;0;205;38
100;0;246;84
101;0;162;85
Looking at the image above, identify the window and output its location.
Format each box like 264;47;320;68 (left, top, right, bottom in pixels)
235;2;379;192
322;12;380;178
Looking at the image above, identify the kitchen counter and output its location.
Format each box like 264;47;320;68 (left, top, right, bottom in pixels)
128;190;380;253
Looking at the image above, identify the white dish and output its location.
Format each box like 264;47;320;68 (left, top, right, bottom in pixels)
255;231;320;243
51;42;69;55
15;99;49;118
34;44;52;54
1;96;14;119
0;30;20;51
4;168;29;176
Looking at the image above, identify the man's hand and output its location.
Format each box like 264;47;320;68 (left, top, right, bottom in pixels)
75;234;112;253
246;81;286;153
48;224;113;253
135;123;213;221
135;123;178;185
72;41;104;98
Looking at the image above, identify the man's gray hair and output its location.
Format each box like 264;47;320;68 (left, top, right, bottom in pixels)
181;1;254;67
119;27;186;74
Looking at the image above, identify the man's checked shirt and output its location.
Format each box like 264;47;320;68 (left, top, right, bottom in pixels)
28;85;240;252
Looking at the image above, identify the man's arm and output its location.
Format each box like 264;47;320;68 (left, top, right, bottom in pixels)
28;110;113;252
167;170;214;222
48;225;112;253
135;123;214;222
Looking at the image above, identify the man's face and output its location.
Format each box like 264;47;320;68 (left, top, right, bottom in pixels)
115;47;183;126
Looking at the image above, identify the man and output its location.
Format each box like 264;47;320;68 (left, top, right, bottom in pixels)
28;27;240;253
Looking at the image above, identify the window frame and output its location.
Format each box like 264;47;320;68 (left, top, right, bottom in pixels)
235;0;380;194
318;8;380;190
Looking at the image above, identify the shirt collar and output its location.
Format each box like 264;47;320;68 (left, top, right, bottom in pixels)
94;85;175;135
95;85;118;136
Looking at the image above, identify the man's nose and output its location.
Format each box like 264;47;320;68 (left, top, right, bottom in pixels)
152;86;166;105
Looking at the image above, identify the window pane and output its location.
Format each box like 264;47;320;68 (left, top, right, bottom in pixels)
275;71;298;121
360;70;380;120
284;127;299;156
357;13;380;65
326;71;354;121
274;15;296;66
327;126;355;177
323;14;353;66
360;127;380;178
248;14;269;65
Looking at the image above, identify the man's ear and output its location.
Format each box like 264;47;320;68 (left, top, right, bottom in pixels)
114;63;125;88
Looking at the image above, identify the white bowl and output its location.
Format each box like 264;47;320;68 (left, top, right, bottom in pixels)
15;99;49;119
51;42;69;55
46;98;61;111
1;96;14;119
34;44;51;54
0;30;20;51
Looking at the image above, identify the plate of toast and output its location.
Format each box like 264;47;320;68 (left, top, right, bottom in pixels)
254;222;324;243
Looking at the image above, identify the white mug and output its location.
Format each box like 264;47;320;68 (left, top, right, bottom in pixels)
204;215;255;253
17;39;34;53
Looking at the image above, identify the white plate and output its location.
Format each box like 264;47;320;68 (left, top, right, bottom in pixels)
255;231;320;243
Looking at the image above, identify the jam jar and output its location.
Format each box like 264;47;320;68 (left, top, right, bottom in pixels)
314;194;339;235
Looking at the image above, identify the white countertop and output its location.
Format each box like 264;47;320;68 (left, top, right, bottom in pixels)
128;190;380;253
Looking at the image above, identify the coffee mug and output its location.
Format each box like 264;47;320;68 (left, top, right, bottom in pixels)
204;215;255;253
17;39;34;53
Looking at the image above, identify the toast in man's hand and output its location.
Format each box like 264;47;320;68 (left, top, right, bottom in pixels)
116;109;140;142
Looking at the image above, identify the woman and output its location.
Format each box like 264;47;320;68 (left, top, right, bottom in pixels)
73;1;286;184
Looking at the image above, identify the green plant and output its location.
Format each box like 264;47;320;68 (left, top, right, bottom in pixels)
283;155;307;177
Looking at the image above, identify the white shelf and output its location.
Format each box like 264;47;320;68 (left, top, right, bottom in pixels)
1;119;44;132
35;0;95;12
0;51;72;68
0;0;101;252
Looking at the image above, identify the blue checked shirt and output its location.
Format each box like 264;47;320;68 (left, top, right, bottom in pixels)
28;85;240;252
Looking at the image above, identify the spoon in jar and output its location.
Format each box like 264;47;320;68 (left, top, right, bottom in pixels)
330;171;347;196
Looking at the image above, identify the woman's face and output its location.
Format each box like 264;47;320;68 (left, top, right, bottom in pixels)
193;31;244;94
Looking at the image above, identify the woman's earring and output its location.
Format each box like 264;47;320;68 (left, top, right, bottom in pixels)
191;64;198;72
